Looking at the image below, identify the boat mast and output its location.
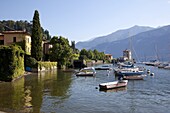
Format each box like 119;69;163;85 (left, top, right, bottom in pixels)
128;32;139;63
128;32;133;63
154;44;160;62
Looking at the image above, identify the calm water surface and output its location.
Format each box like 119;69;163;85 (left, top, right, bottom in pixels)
0;65;170;113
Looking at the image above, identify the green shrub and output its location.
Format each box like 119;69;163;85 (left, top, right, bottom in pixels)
38;61;57;70
0;45;25;81
25;56;38;68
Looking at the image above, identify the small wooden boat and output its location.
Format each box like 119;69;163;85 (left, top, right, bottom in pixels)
76;67;96;76
99;80;128;90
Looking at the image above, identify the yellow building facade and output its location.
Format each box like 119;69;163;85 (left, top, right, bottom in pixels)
1;31;31;54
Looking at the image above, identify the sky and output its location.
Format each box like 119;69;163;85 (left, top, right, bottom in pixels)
1;0;170;42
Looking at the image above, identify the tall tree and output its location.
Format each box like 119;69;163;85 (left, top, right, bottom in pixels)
31;10;43;61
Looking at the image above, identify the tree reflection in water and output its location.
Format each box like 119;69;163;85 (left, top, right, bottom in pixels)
0;70;72;113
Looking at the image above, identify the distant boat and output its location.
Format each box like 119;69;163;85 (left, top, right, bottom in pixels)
164;64;170;69
95;64;112;70
158;63;169;68
75;67;96;76
114;62;144;76
114;62;145;80
99;80;128;90
117;62;134;68
117;70;144;76
145;61;160;66
116;68;145;80
123;75;146;80
114;65;144;76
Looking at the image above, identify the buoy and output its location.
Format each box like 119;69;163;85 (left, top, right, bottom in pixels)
95;87;98;89
147;69;150;73
150;73;154;76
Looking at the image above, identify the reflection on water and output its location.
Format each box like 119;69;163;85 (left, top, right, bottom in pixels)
0;69;72;113
0;65;170;113
99;86;127;93
24;87;33;112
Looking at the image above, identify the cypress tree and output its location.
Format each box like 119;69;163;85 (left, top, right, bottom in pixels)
31;10;42;61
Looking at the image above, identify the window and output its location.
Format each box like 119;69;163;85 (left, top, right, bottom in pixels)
0;40;4;45
13;37;16;42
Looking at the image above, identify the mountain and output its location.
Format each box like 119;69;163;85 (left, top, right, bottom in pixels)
91;25;170;61
76;25;154;50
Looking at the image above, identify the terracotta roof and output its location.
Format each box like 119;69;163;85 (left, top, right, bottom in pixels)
2;31;31;35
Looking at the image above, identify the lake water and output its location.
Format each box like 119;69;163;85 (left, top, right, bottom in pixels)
0;64;170;113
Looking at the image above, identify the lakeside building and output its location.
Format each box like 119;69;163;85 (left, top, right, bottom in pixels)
123;49;132;61
43;40;52;55
0;31;52;59
118;49;132;62
0;31;31;55
105;54;113;61
43;40;53;61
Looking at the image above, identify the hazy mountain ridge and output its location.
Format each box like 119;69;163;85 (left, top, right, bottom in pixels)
91;25;170;61
76;25;154;50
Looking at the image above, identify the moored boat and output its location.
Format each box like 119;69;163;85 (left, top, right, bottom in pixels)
157;63;169;68
99;80;128;90
145;61;160;66
95;64;112;70
75;67;96;76
123;75;146;80
114;63;144;76
117;70;144;76
164;63;170;69
117;61;134;68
